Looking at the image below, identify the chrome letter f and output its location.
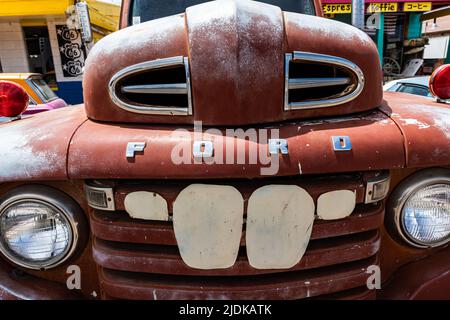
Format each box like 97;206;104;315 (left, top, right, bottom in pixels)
126;142;146;158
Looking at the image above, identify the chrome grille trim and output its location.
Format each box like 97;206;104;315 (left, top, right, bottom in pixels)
121;83;188;95
109;56;193;116
288;77;351;89
284;51;365;111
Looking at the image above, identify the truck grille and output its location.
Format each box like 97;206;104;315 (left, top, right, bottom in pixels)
89;175;383;300
284;51;364;111
109;56;192;115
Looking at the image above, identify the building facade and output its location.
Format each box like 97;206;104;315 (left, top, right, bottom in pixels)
321;0;450;76
0;0;119;104
421;7;450;71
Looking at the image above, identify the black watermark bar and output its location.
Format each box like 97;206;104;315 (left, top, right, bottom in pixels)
0;300;443;319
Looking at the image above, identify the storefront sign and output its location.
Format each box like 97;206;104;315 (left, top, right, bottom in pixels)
403;2;432;12
368;3;398;13
56;25;87;77
323;4;352;14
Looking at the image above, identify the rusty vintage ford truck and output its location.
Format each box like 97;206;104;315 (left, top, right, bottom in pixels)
0;0;449;300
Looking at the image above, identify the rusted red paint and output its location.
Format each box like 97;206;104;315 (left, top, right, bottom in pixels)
381;92;450;168
283;12;382;118
85;0;381;126
98;255;378;300
380;245;450;299
187;0;287;126
0;0;449;301
68;110;404;179
83;13;188;124
0;106;87;183
91;203;383;246
0;259;82;300
314;286;376;300
93;227;380;276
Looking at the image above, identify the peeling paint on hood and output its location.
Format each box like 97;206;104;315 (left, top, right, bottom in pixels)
0;106;87;183
382;92;450;167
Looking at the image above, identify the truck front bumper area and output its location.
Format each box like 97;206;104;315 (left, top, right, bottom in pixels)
380;246;450;300
2;246;450;300
0;260;82;300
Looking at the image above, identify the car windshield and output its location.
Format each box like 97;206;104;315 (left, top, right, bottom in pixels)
130;0;315;25
28;77;58;102
397;84;430;97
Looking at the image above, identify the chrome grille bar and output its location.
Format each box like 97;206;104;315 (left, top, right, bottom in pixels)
109;56;192;116
121;83;188;95
288;77;351;90
284;52;365;111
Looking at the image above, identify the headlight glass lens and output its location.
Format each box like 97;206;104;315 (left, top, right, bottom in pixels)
0;200;72;268
402;184;450;246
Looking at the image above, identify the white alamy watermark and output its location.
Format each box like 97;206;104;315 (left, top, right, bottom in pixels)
66;265;97;297
366;264;381;290
169;121;285;175
66;265;81;290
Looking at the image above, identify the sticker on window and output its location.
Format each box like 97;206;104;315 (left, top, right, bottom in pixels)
132;16;141;25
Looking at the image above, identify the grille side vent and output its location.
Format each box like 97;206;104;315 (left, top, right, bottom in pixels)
109;56;192;115
285;52;364;111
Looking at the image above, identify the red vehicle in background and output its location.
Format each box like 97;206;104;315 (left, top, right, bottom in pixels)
0;74;67;121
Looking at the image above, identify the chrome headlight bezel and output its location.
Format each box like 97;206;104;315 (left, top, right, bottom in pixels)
388;168;450;249
0;185;87;270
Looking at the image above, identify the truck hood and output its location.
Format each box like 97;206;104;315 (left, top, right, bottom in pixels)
84;0;381;126
1;94;447;182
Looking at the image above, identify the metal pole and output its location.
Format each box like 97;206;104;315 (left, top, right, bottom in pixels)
376;13;384;64
351;0;365;29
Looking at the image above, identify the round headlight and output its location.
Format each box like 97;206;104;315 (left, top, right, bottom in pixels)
0;185;86;270
402;184;450;246
388;169;450;248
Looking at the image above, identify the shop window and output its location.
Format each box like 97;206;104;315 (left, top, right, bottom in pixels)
22;26;55;83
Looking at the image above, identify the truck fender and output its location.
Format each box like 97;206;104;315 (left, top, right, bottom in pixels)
0;106;87;183
381;92;450;168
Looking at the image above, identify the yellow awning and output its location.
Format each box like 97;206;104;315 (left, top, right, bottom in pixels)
0;0;73;17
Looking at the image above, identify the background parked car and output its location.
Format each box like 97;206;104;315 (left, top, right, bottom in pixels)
383;76;433;98
0;73;67;114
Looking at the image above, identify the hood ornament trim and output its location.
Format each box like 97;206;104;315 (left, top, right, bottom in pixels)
284;51;365;111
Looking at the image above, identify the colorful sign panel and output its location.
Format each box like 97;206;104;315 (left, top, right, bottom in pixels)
367;3;398;12
56;25;87;77
323;3;352;14
403;2;432;11
321;0;443;3
323;1;432;14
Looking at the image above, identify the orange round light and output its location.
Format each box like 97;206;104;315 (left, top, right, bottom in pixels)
0;81;29;117
429;64;450;100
